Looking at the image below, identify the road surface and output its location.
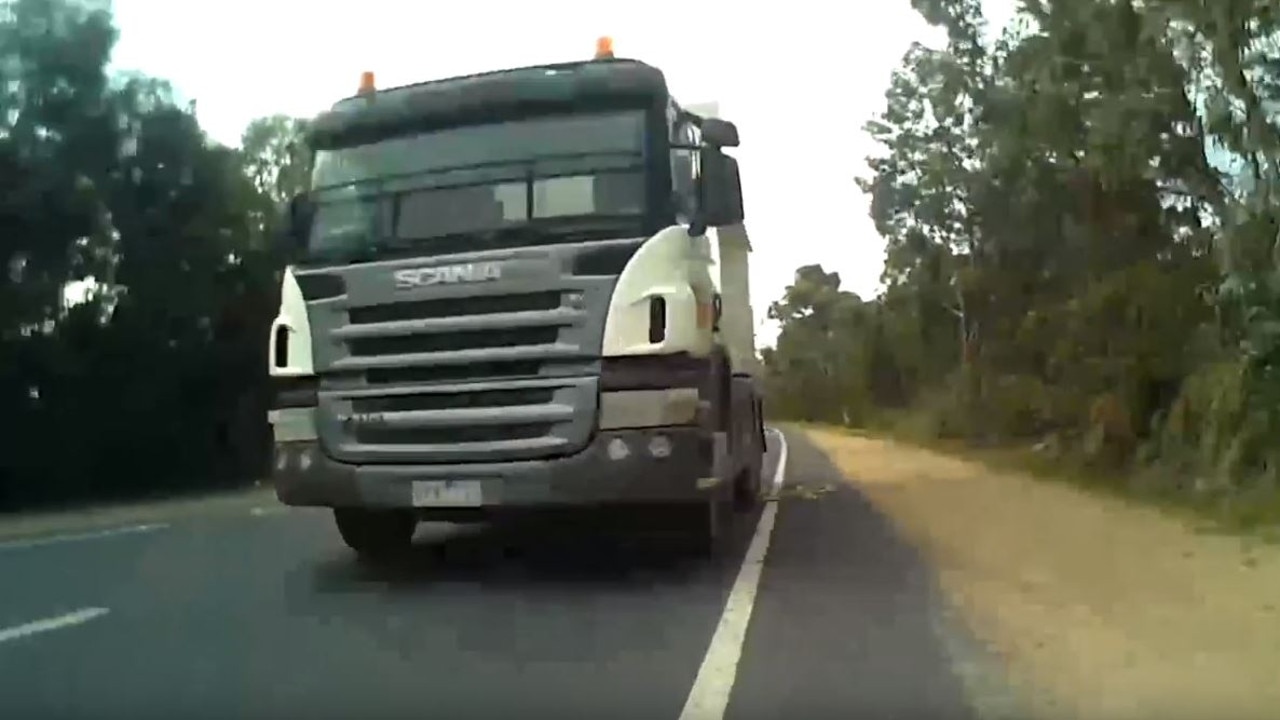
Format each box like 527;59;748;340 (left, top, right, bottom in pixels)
0;429;983;720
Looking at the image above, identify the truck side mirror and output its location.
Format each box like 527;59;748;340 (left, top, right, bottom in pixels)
700;118;740;148
696;149;745;231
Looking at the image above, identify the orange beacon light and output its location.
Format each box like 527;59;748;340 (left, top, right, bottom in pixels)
595;36;614;59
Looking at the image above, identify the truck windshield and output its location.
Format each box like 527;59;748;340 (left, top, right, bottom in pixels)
304;111;649;260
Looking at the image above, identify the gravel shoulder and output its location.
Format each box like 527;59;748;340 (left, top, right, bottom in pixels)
806;427;1280;720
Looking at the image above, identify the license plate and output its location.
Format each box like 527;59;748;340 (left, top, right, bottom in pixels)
411;480;483;507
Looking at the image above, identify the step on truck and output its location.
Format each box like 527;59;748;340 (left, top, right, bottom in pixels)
267;38;767;560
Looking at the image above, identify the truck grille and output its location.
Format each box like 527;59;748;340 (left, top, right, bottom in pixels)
311;281;604;465
327;290;584;379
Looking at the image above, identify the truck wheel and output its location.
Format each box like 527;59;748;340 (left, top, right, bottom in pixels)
752;394;762;445
733;460;764;512
334;508;416;561
733;415;766;513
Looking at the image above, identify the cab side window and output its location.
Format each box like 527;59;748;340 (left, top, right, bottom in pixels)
669;101;700;223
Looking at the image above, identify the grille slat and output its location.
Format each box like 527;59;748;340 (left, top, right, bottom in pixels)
365;362;543;385
333;308;581;341
348;327;560;358
351;388;554;413
346;403;573;432
330;343;579;374
348;291;561;325
353;424;558;447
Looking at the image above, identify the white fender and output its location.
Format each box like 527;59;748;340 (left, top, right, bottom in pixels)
601;225;719;358
268;265;315;377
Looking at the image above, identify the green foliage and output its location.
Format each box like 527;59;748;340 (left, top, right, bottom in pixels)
764;0;1280;506
0;0;310;509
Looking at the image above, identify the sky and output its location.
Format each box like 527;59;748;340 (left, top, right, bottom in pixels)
107;0;1013;345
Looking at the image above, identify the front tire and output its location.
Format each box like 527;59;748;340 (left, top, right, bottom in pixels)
334;508;417;561
734;399;766;512
733;462;764;512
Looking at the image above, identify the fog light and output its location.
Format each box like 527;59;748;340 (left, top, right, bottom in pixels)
607;437;631;461
648;434;672;459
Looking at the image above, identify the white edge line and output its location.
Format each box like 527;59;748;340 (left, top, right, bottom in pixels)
0;523;167;552
677;426;789;720
0;607;110;644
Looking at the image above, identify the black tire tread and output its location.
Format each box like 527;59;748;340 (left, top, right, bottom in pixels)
334;508;416;561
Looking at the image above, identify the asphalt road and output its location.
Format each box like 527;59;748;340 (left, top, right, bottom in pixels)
0;429;982;720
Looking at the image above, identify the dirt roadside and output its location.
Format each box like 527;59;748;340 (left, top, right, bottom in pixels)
0;484;280;542
805;428;1280;720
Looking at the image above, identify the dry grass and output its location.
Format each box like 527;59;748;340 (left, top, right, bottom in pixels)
806;427;1280;720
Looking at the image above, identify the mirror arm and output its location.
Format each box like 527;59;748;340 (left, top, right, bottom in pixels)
678;109;705;128
277;193;313;257
689;215;708;238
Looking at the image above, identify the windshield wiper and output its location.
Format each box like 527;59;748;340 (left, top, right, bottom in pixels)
509;215;644;245
302;214;645;264
384;219;640;253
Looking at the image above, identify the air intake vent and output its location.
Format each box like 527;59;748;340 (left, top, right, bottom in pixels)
648;296;666;343
273;325;290;368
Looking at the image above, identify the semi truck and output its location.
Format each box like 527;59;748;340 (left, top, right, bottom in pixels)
267;38;767;560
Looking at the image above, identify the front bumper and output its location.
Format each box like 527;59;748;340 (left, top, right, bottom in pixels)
269;408;718;509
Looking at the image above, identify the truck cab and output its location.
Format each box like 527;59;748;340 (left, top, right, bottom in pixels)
267;41;766;559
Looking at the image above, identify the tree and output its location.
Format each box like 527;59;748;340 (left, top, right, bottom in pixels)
0;0;307;508
239;113;311;251
767;0;1280;494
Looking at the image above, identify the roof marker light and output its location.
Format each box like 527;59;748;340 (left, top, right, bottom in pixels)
595;36;614;59
358;71;376;95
